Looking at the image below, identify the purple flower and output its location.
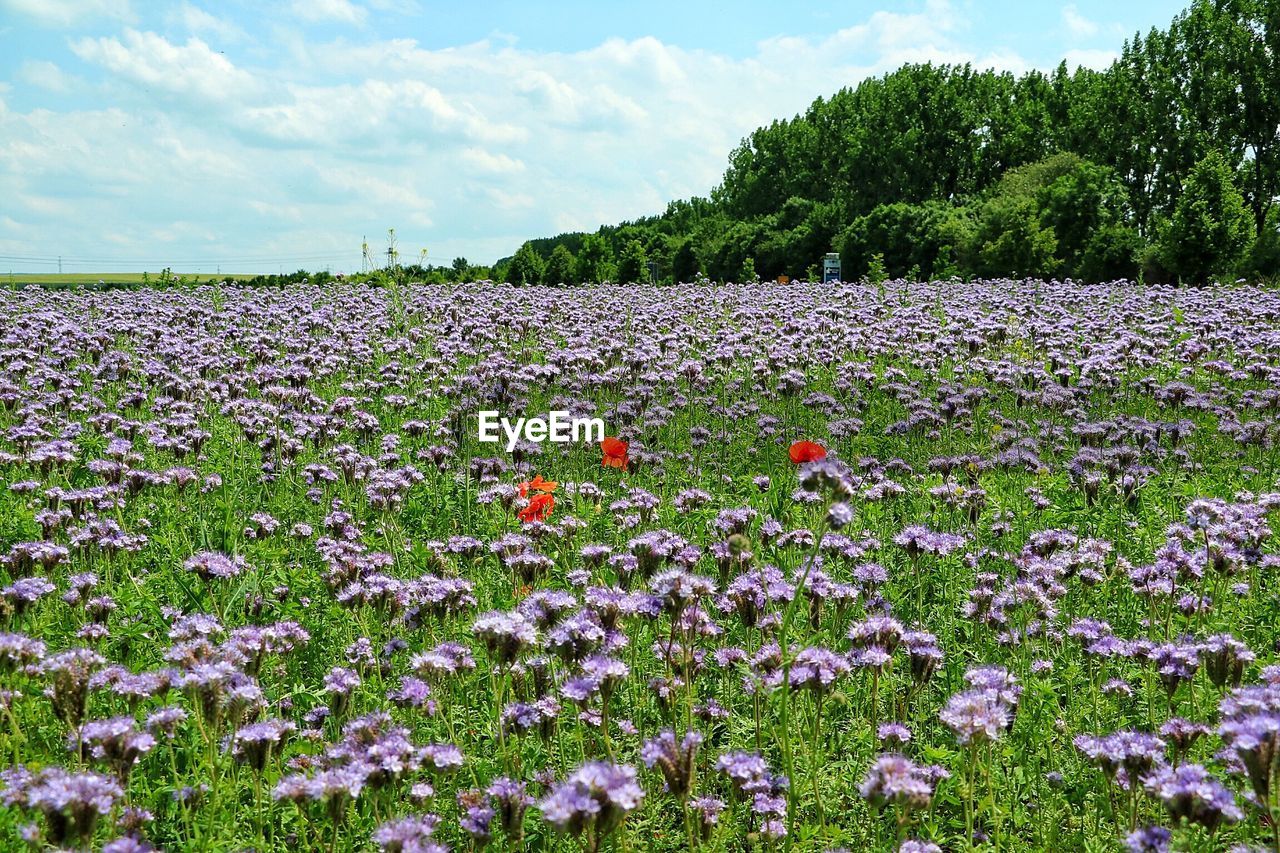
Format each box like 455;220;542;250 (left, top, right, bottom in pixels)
473;611;538;667
182;551;248;581
1074;730;1166;781
893;525;966;558
487;777;533;838
1;765;124;847
1202;634;1255;688
940;689;1011;745
859;753;948;811
878;723;913;746
228;718;294;772
640;730;702;796
1124;825;1171;853
71;716;156;781
1219;711;1280;801
372;814;444;853
540;762;644;840
1142;764;1243;831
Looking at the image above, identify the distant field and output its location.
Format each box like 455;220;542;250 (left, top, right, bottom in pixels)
4;272;259;286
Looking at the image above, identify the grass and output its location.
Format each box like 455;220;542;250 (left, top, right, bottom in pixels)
0;279;1278;852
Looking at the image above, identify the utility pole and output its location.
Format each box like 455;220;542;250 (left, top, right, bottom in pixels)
58;256;62;274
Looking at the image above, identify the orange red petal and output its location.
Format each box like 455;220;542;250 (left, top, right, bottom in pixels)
788;440;828;464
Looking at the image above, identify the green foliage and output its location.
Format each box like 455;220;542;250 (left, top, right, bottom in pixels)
865;252;888;286
1159;150;1254;284
574;234;614;284
739;256;758;283
505;241;545;286
971;161;1070;279
509;0;1280;285
1036;159;1133;277
1078;223;1143;282
616;240;649;284
1240;207;1280;282
839;201;973;281
543;245;576;286
671;239;699;284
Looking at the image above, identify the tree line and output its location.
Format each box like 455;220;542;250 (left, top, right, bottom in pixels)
496;0;1280;286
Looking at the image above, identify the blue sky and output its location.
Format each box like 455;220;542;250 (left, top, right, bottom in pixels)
0;0;1187;273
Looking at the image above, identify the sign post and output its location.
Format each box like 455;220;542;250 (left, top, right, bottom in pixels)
822;252;841;284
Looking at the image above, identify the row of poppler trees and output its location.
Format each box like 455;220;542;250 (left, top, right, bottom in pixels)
500;0;1280;286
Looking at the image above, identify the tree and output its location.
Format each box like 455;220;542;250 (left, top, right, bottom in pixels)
450;257;469;281
1159;151;1253;283
500;0;1280;284
544;245;576;286
671;239;699;283
575;234;613;283
616;240;649;283
505;242;544;286
1036;160;1132;277
1240;207;1280;281
975;203;1060;279
1078;223;1143;282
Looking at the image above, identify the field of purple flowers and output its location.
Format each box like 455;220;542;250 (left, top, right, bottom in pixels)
2;280;1280;852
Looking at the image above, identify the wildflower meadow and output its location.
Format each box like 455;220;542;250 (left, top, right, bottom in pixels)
3;278;1280;853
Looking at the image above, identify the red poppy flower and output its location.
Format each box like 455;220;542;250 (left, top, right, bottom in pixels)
601;437;629;469
518;492;555;524
518;475;558;497
788;440;827;464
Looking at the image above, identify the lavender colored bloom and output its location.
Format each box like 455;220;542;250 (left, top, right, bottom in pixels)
540;762;644;841
182;551;248;581
940;689;1011;745
715;750;788;800
458;787;495;842
71;716;156;781
40;647;105;727
899;842;944;853
103;836;157;853
1202;634;1255;688
894;525;966;558
0;632;46;672
1125;826;1171;852
1;765;124;847
1143;764;1243;830
782;646;847;692
639;729;703;796
228;718;294;771
487;776;533;838
859;753;948;811
1074;730;1166;781
372;814;445;853
473;611;538;667
878;723;913;746
1219;711;1280;801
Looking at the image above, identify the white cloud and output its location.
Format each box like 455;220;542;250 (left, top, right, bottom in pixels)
71;29;257;103
0;0;132;27
5;0;1068;267
460;148;525;175
166;3;246;42
1064;48;1118;70
291;0;367;25
1062;4;1100;38
17;60;77;93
